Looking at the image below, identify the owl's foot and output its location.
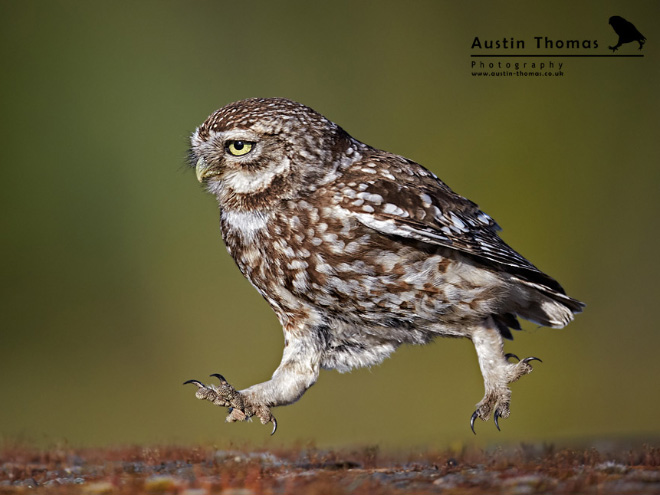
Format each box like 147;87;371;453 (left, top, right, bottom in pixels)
470;357;541;434
184;374;277;435
471;383;511;434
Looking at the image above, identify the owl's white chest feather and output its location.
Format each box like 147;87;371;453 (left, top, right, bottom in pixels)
221;209;272;243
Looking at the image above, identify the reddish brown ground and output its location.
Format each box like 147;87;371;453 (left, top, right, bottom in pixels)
1;443;658;494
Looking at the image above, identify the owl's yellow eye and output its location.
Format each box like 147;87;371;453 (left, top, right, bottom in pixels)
226;140;254;156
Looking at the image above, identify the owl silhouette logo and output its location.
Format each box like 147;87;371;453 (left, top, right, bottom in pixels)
608;16;646;52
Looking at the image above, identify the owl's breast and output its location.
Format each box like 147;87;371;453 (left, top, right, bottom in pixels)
219;202;368;312
220;208;279;285
222;198;506;334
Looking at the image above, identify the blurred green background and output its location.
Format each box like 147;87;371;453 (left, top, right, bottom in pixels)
1;1;659;449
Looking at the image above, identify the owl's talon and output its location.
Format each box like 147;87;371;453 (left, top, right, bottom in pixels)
210;373;227;383
494;410;502;431
270;416;278;435
521;356;542;365
183;379;204;387
505;353;520;362
470;410;478;434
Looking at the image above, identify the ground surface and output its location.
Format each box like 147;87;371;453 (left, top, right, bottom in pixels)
1;444;658;494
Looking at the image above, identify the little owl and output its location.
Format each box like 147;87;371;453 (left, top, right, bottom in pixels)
184;97;584;434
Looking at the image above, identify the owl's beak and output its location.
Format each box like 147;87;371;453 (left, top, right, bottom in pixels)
195;157;214;183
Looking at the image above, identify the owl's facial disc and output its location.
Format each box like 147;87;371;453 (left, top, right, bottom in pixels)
195;128;263;183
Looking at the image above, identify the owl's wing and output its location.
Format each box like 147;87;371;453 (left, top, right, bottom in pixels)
326;152;565;293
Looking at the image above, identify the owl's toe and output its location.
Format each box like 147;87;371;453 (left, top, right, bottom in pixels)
471;385;513;434
470;403;495;434
184;374;277;434
493;401;511;431
184;374;242;409
225;407;248;422
470;401;494;434
184;378;227;404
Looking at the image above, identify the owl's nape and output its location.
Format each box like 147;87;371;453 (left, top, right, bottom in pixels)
184;97;583;434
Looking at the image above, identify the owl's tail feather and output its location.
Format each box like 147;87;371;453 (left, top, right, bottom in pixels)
509;277;585;329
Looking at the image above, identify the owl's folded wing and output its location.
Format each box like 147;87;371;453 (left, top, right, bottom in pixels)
325;152;566;294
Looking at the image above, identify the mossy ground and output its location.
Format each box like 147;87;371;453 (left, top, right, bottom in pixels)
1;443;658;494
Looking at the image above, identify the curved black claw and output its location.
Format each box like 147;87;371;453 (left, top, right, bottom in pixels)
522;356;542;364
270;416;278;436
183;379;204;387
494;410;502;431
505;353;520;362
210;373;227;383
470;410;478;435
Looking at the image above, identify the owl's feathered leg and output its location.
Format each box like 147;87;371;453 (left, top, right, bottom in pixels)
184;334;321;434
469;317;541;433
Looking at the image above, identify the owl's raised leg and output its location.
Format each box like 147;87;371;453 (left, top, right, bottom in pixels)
184;334;321;434
469;317;541;433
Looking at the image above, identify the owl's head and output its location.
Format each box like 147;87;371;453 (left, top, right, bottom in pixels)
190;98;359;209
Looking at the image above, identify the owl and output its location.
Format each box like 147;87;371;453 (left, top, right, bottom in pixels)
608;16;646;52
184;97;584;434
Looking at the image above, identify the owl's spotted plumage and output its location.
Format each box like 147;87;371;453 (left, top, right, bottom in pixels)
185;97;584;434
